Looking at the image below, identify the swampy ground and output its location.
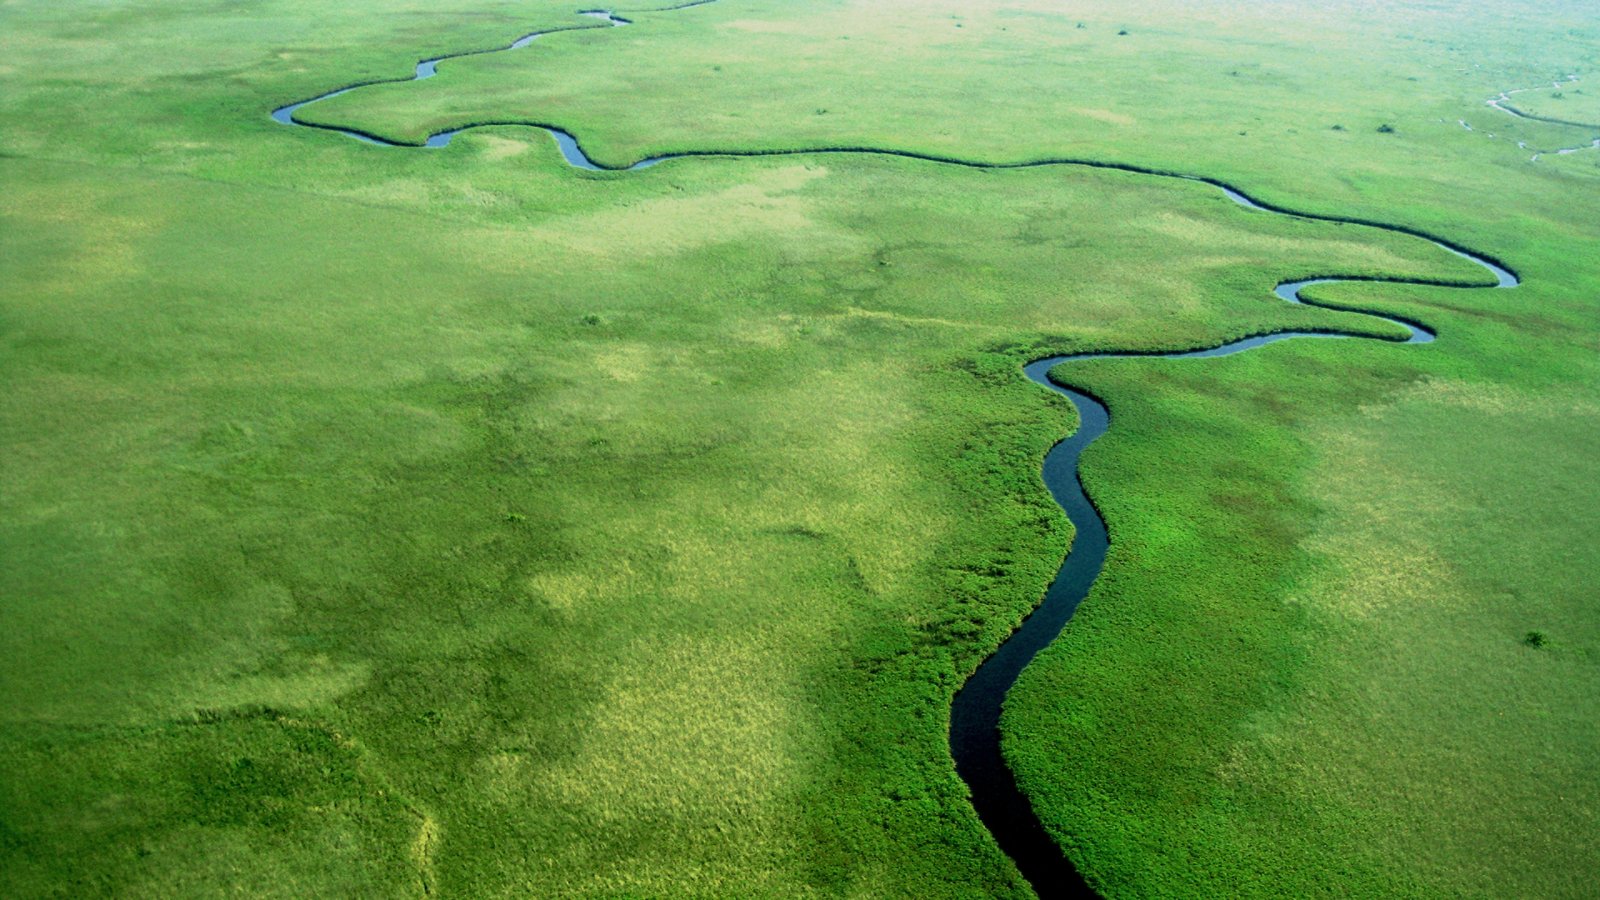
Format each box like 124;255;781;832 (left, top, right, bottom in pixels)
2;0;1596;896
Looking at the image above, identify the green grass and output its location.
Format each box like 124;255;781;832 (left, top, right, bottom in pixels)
2;0;1597;896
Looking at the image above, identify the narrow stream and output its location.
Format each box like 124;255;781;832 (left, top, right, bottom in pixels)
956;212;1511;897
269;6;1519;897
1471;74;1600;161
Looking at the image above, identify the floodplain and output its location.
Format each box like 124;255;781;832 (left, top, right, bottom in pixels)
2;0;1596;896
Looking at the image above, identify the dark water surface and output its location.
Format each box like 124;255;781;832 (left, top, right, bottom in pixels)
268;6;1519;896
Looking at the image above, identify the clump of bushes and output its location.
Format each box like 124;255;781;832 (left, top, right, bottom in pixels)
1377;123;1395;133
1524;630;1547;649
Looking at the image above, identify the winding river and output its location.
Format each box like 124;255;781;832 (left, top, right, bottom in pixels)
270;6;1519;897
1464;74;1600;161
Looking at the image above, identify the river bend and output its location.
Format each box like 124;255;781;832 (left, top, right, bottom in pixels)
269;6;1520;897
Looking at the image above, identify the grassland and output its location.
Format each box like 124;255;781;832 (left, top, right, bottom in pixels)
2;0;1597;896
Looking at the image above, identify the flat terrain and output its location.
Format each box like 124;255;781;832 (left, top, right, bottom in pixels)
2;0;1596;896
